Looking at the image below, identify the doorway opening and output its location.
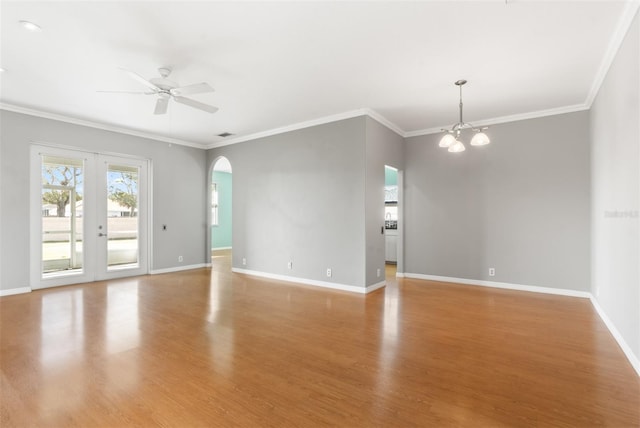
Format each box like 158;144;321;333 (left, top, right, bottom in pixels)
384;165;400;280
210;157;232;267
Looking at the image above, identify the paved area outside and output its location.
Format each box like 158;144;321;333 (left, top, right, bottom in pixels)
43;239;138;271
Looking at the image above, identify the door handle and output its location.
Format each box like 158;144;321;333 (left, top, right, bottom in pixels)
98;233;107;237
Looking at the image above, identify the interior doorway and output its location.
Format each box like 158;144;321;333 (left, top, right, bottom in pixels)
210;157;232;264
384;165;401;279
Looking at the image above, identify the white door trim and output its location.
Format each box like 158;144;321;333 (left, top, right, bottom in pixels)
30;143;151;290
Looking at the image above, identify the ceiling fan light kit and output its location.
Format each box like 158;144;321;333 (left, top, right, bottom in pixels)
100;67;219;115
439;79;490;153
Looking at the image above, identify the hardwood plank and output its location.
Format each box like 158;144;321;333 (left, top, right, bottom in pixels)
1;251;638;427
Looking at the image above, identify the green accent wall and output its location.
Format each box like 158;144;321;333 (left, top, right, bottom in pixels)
385;165;397;186
211;171;232;249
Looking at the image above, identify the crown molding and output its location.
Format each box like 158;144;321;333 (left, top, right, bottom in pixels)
0;102;207;150
584;0;640;108
404;103;590;138
205;109;370;149
205;108;406;149
363;108;406;137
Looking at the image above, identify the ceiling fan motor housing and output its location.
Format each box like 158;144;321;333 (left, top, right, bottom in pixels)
150;67;177;90
150;77;178;90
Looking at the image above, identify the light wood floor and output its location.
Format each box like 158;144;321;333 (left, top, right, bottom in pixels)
1;251;638;427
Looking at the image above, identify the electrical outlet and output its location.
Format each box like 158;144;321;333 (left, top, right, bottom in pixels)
287;261;293;269
489;268;495;276
377;268;381;278
326;268;332;278
242;258;246;266
178;255;183;262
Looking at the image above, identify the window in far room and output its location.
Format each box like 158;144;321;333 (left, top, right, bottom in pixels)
211;183;219;226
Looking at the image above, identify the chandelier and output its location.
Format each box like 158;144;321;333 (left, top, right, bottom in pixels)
439;79;490;153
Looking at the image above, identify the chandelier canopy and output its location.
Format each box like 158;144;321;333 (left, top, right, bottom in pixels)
439;80;490;153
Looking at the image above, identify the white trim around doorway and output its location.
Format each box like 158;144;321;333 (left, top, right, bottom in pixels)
29;142;152;290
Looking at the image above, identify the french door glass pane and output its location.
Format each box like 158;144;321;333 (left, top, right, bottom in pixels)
106;164;139;270
41;156;84;277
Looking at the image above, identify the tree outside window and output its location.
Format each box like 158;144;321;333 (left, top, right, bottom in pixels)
108;171;138;217
42;164;82;217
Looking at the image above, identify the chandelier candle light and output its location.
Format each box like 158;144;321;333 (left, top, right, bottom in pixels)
439;79;490;153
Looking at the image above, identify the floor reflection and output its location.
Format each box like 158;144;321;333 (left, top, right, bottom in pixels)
38;289;87;418
106;281;140;355
208;249;235;376
375;275;401;400
208;325;235;376
40;289;85;367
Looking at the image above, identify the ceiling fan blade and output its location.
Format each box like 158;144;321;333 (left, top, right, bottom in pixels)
170;82;214;97
154;97;169;115
118;67;159;92
97;90;155;95
173;96;219;114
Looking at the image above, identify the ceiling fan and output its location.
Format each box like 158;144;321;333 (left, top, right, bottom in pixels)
99;67;219;115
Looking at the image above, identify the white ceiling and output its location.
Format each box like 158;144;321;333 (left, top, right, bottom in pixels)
1;1;637;148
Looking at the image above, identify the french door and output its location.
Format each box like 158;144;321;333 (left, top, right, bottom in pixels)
31;145;149;289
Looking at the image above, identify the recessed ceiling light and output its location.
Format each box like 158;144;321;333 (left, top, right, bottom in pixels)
19;20;42;32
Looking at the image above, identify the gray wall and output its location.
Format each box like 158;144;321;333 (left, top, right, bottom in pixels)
590;12;639;361
365;117;404;286
404;111;591;291
207;117;367;288
0;110;208;291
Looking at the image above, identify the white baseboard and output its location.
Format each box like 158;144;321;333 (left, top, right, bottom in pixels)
232;268;381;294
396;272;405;278
589;296;640;377
366;281;386;293
212;246;232;251
0;287;32;297
150;263;207;275
403;273;591;298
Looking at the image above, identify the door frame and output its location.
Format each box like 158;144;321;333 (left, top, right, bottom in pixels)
383;165;404;274
30;143;151;290
206;156;232;265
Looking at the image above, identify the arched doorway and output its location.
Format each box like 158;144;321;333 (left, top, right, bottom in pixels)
210;157;232;266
